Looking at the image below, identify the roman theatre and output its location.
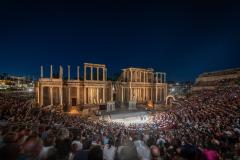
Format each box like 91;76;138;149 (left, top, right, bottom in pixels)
35;63;168;118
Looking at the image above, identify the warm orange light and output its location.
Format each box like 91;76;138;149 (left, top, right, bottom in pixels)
69;107;79;114
147;100;153;109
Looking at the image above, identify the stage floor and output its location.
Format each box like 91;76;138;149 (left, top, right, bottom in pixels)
102;111;149;125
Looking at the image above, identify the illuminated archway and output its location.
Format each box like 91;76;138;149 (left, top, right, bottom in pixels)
165;95;176;106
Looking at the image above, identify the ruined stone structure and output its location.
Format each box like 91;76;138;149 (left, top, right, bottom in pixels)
35;63;167;108
192;68;240;92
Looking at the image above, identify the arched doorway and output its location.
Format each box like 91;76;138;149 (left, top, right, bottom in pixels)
165;95;176;106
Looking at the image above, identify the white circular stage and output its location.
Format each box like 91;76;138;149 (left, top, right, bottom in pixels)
104;111;149;125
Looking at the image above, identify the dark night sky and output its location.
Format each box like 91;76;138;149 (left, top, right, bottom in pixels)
0;0;240;81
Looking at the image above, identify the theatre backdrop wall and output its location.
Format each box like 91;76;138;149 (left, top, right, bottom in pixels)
35;63;168;107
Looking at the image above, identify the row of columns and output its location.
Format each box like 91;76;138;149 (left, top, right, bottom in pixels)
84;87;106;104
119;87;167;103
122;69;166;84
123;69;156;83
84;65;107;81
39;86;63;106
155;72;166;83
40;65;107;81
40;65;81;80
38;86;107;106
38;85;167;106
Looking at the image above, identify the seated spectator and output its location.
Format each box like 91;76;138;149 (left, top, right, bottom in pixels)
103;138;116;160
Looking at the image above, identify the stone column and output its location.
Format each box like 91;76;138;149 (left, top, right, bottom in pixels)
155;86;158;103
97;88;99;103
130;87;132;101
151;88;153;101
68;65;71;80
164;73;166;83
138;88;140;101
165;86;168;100
140;88;142;101
37;83;40;104
50;87;53;105
111;85;113;101
59;65;63;79
90;67;93;81
133;71;135;82
159;88;163;102
77;66;80;80
146;72;148;83
97;67;99;81
59;87;63;106
84;87;86;104
77;86;80;105
40;86;43;106
50;65;53;80
159;88;161;102
103;87;106;103
161;88;164;102
139;72;141;82
132;71;134;82
136;71;138;82
137;72;139;82
121;87;124;102
102;68;105;81
138;72;140;82
136;88;138;101
143;87;145;101
155;73;158;83
148;88;150;101
144;72;146;83
135;71;137;82
130;69;132;82
40;66;43;78
90;88;93;104
84;66;86;81
68;87;71;106
144;87;147;101
139;71;141;82
123;70;126;82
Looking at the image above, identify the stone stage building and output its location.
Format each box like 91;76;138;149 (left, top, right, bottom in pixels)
35;63;167;108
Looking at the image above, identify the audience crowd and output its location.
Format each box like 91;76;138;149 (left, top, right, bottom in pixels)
0;86;240;160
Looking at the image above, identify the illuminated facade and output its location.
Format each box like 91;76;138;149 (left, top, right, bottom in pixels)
115;68;167;104
35;63;167;107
